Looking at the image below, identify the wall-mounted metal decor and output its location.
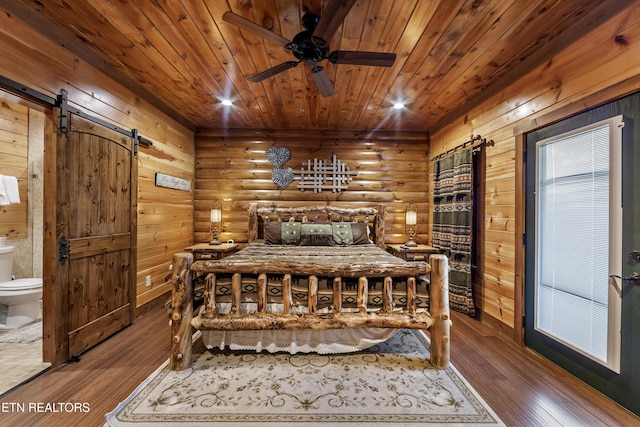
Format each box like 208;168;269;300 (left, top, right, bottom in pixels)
267;146;295;189
271;167;295;189
266;146;290;168
155;172;191;191
297;155;357;193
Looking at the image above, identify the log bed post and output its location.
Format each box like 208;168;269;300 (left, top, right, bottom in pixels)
333;277;342;313
308;275;318;314
428;254;451;369
375;204;386;249
204;273;216;318
257;273;267;313
382;277;393;312
357;276;368;313
248;203;258;243
170;252;193;371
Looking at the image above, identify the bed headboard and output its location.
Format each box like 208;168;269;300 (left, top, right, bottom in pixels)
248;203;387;248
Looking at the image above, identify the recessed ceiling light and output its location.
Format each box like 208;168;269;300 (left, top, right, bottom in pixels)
393;102;405;109
221;99;233;106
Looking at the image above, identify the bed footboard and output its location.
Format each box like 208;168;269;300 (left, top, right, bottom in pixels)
170;252;450;370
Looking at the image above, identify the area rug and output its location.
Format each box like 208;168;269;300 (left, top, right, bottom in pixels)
105;330;504;426
0;320;42;343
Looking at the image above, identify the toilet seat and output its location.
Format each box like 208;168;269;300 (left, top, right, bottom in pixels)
0;278;42;291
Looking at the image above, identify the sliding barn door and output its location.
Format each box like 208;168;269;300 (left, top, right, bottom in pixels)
56;113;137;359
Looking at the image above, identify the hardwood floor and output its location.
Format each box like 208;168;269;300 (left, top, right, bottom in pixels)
0;304;638;426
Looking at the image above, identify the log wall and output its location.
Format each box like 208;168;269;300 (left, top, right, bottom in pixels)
0;12;195;308
429;4;640;336
194;129;429;245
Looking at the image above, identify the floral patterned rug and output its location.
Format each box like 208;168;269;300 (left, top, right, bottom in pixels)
105;330;504;426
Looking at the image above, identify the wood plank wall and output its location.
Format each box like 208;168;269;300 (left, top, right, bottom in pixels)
429;3;640;336
0;97;28;238
0;12;195;308
194;129;429;245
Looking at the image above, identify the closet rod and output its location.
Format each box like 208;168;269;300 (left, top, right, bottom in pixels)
430;135;494;161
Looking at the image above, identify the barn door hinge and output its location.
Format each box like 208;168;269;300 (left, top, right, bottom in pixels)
59;236;70;265
132;128;139;156
56;89;69;134
131;128;153;156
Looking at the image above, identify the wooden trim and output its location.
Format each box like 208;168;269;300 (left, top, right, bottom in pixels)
42;108;58;365
472;146;487;316
513;133;526;346
129;124;139;324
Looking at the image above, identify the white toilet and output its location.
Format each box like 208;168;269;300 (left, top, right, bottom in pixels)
0;245;43;330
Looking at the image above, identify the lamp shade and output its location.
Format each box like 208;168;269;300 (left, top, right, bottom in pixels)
210;208;222;223
405;201;417;226
209;199;222;223
405;210;417;226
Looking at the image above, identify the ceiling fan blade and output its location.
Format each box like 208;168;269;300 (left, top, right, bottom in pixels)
329;51;397;67
311;0;356;44
311;66;335;97
222;11;290;47
248;61;299;82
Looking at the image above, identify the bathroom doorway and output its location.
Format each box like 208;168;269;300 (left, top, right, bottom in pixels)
0;89;50;394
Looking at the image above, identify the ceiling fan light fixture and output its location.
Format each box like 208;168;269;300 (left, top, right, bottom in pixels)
223;0;394;97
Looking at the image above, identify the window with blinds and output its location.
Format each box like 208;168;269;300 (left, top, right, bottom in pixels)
534;115;623;373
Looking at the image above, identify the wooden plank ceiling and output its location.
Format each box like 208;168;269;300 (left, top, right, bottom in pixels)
2;0;632;132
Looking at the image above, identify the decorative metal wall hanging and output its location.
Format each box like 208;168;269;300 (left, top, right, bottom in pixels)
266;146;295;189
266;146;290;167
271;167;295;189
297;154;357;193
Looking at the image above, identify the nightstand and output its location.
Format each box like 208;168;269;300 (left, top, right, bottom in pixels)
184;242;239;260
387;244;439;261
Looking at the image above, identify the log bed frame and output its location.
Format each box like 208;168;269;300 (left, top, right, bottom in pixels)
169;204;451;370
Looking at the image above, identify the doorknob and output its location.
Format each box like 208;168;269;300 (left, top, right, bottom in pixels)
629;250;640;265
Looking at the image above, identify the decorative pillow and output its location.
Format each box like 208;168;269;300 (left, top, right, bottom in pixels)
264;221;301;245
332;222;370;245
299;223;334;246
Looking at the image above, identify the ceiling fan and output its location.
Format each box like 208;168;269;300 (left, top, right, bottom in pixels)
222;0;396;97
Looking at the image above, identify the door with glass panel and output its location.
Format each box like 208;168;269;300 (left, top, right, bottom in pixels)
529;116;623;373
524;101;640;416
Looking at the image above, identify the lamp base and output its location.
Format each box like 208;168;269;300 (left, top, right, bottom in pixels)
404;238;418;247
209;226;221;245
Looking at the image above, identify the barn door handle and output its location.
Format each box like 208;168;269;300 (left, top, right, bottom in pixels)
59;236;70;265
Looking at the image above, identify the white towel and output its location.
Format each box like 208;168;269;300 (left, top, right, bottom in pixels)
0;174;9;206
3;175;20;204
